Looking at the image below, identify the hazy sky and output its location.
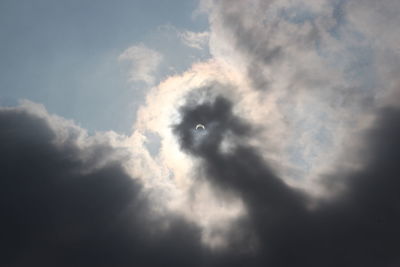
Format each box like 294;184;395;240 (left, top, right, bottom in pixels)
1;0;400;266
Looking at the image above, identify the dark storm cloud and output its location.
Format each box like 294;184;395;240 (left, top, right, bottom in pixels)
174;96;400;266
173;96;252;154
0;106;206;267
3;98;400;267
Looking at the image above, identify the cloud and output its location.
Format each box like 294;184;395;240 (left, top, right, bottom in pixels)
3;98;400;266
128;0;400;264
182;0;400;195
0;102;208;267
118;44;163;85
180;31;210;50
128;65;248;248
173;95;400;266
4;0;400;266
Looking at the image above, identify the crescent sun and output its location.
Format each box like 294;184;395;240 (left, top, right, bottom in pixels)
195;124;205;130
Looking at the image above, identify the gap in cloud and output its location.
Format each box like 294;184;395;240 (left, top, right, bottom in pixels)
144;131;162;157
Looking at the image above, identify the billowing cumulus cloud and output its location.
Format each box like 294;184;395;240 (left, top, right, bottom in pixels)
0;102;209;267
3;0;400;266
3;99;400;266
129;0;400;264
172;95;400;266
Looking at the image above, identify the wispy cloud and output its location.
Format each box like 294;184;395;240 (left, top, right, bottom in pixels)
118;44;163;85
179;31;210;50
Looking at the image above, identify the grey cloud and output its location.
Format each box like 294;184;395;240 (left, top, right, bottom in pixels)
210;0;322;91
173;95;400;266
0;105;206;267
173;96;252;155
2;54;400;267
4;0;400;265
203;0;400;186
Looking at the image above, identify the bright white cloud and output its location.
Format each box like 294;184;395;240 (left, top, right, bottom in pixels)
126;61;247;248
118;44;163;85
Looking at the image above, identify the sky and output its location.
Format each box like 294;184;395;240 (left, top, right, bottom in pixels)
0;0;208;133
1;0;400;266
